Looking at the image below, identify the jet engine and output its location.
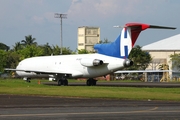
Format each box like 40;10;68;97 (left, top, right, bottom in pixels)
123;59;133;67
80;58;103;67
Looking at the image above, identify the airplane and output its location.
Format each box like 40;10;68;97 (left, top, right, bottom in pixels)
5;23;176;86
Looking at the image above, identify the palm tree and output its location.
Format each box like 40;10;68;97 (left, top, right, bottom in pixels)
13;42;23;51
52;45;60;55
42;43;53;55
21;35;37;46
0;42;10;51
159;64;169;70
99;38;111;44
78;49;89;54
52;45;72;55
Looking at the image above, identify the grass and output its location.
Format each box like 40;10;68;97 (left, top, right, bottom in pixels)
0;78;180;101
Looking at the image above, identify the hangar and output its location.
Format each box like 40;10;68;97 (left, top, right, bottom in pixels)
142;34;180;81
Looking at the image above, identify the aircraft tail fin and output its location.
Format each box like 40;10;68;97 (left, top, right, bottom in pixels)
94;23;176;58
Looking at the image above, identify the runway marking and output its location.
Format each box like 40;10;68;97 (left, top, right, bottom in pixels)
1;107;180;117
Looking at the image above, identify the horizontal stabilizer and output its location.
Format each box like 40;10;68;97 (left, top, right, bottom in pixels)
149;25;176;29
114;70;174;73
4;68;23;71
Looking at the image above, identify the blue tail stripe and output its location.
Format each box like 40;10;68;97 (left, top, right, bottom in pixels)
94;29;130;58
94;35;122;58
124;28;127;38
124;46;128;58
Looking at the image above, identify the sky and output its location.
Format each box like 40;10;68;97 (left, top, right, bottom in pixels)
0;0;180;51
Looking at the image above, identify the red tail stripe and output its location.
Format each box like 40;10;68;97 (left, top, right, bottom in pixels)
125;23;150;47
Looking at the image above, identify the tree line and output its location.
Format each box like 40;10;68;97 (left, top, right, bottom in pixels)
0;35;76;72
0;35;153;72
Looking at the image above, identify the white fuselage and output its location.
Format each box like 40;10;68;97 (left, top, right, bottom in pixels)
16;54;125;78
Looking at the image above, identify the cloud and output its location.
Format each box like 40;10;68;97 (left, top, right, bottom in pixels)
67;0;142;19
0;0;43;26
67;0;169;24
31;16;45;24
0;0;168;27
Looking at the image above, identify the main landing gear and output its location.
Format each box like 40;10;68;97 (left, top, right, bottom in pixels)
86;78;97;86
57;78;68;86
57;78;97;86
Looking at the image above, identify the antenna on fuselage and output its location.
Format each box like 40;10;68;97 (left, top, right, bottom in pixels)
113;26;123;28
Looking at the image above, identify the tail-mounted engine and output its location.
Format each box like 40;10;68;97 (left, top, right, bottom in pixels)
80;58;103;67
123;59;133;67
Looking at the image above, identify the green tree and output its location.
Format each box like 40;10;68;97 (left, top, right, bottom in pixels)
39;43;53;56
0;43;10;51
6;51;21;69
62;47;72;55
158;64;169;70
78;49;89;54
13;42;23;51
99;38;111;44
52;45;72;55
170;53;180;71
18;45;44;60
21;35;37;46
0;50;7;72
127;45;152;70
52;45;60;55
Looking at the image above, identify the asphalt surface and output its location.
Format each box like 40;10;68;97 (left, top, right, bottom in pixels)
1;82;180;119
0;94;180;120
44;81;180;88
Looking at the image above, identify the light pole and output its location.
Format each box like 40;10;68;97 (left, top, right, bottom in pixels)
54;13;67;54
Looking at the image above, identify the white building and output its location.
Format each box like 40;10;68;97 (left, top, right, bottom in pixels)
77;26;100;52
142;34;180;79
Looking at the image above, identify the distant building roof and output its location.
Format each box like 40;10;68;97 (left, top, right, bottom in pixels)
78;26;99;28
142;34;180;51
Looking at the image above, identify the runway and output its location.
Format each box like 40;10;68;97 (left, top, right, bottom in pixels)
44;81;180;88
0;94;180;120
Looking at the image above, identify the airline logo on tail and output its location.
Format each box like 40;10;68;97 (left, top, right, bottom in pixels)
120;27;132;58
94;23;176;59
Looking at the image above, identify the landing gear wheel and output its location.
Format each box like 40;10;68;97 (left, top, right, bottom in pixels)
57;78;68;86
93;79;97;86
86;78;97;86
63;79;68;86
86;79;91;86
57;79;63;86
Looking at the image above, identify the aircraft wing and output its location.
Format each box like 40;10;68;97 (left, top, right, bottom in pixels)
4;68;83;78
114;70;173;74
5;68;24;71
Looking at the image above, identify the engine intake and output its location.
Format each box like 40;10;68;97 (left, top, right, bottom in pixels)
123;59;133;67
93;59;103;66
80;58;103;67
